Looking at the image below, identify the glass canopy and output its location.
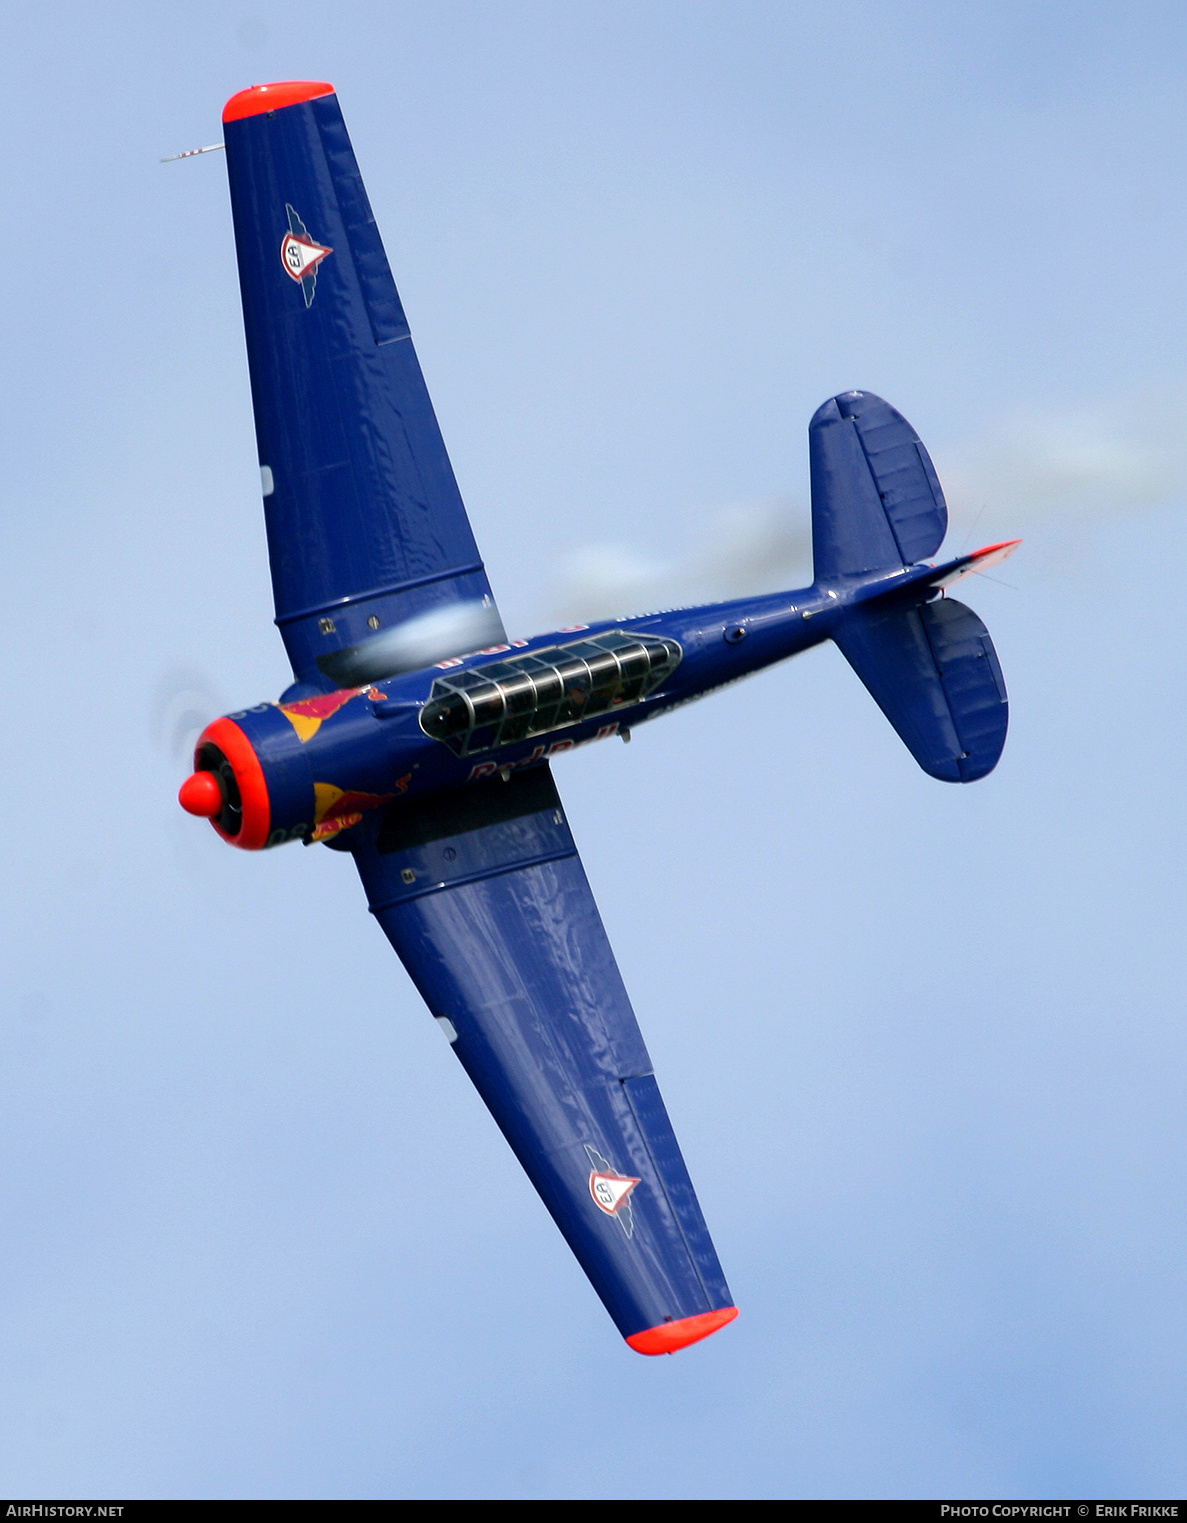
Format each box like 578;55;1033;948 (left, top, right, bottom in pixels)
420;630;682;757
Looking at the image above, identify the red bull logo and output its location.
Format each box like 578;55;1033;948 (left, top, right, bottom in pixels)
311;779;405;841
306;773;408;846
279;686;383;743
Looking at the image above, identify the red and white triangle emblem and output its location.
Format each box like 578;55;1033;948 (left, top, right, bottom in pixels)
589;1168;640;1216
280;232;332;282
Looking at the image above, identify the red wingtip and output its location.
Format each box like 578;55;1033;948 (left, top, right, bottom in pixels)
178;770;224;818
223;81;335;123
626;1306;739;1356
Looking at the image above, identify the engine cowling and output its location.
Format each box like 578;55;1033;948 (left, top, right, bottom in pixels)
181;707;315;849
178;687;418;849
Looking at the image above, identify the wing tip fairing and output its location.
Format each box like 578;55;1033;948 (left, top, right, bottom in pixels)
223;80;335;123
625;1305;739;1357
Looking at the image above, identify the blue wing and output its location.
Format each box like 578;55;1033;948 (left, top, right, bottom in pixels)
349;766;738;1353
222;83;504;690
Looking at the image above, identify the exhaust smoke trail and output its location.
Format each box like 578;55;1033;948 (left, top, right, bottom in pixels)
553;387;1187;621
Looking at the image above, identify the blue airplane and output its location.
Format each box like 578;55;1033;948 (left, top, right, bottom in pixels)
178;80;1018;1356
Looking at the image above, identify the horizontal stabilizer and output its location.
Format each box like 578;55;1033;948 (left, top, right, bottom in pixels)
810;391;947;580
833;596;1008;782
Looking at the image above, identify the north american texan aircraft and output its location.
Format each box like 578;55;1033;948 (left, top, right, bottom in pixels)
177;80;1018;1356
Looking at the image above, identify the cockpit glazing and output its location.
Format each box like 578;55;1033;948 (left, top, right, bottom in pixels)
420;631;682;756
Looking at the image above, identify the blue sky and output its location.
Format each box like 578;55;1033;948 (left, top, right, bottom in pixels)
3;1;1187;1500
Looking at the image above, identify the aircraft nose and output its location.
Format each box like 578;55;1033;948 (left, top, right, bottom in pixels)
178;770;225;818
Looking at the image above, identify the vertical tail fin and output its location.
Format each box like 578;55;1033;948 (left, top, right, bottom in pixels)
810;391;948;581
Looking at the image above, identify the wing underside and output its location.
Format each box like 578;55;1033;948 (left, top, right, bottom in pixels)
349;766;738;1352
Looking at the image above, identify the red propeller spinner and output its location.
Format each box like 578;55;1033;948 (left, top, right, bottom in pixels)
178;770;224;818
